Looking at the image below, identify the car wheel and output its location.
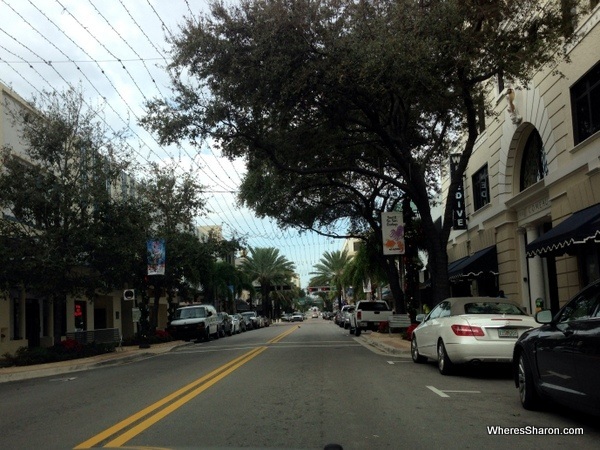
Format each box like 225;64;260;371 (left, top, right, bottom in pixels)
517;352;542;410
354;327;361;337
411;337;427;363
437;340;454;375
201;327;209;342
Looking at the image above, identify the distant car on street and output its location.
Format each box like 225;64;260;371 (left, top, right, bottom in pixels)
241;311;260;329
513;279;600;416
291;312;304;322
411;297;538;375
217;312;233;337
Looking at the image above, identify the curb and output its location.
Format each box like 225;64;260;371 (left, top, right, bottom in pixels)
0;342;186;384
361;336;412;357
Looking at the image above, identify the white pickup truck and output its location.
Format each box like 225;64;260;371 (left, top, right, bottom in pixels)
350;300;392;336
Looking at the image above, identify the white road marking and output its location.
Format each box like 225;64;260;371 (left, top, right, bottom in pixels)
427;385;450;397
427;386;481;397
443;390;481;394
387;360;411;364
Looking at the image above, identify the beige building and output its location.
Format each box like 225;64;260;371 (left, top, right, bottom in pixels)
443;6;600;314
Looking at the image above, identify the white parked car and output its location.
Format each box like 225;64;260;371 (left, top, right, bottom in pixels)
411;297;538;375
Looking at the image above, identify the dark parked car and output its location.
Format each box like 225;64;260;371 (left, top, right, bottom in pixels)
513;279;600;416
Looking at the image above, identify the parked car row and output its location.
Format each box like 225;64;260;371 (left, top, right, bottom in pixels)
333;279;600;418
333;305;355;329
408;281;600;417
167;305;270;342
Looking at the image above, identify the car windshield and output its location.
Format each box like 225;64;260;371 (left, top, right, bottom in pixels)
463;302;526;315
174;307;206;319
241;312;256;318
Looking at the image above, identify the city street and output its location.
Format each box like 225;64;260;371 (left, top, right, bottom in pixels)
1;318;598;450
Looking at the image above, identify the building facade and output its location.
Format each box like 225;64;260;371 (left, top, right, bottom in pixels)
443;5;600;314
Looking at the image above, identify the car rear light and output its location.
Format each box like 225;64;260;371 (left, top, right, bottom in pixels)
357;311;362;320
451;324;485;336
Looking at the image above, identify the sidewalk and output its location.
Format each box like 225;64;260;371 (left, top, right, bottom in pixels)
0;341;185;384
0;331;412;384
359;331;412;357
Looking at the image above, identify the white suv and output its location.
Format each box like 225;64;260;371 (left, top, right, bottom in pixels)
167;304;220;342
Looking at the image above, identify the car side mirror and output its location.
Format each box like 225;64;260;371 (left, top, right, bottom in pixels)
535;309;552;324
207;311;213;317
415;314;426;323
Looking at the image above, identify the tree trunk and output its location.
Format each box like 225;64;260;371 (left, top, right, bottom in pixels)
382;257;405;314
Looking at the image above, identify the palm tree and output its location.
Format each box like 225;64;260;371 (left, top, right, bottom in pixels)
239;247;296;319
310;250;352;310
343;234;388;304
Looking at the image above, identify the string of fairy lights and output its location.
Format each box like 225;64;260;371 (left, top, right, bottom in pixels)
0;0;346;286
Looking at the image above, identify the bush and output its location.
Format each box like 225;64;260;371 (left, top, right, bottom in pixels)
404;323;418;341
2;339;117;367
121;328;173;347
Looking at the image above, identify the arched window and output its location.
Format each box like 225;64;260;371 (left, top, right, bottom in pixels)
520;129;548;191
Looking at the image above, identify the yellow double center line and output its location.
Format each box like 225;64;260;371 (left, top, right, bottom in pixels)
75;346;267;448
75;325;299;449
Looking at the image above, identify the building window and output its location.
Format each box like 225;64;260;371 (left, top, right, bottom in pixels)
472;165;490;211
520;129;548;191
497;70;504;94
571;61;600;145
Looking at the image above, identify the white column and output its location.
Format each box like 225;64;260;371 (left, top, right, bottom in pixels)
526;226;546;314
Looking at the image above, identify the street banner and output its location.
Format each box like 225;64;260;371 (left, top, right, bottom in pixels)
381;211;405;255
147;239;166;275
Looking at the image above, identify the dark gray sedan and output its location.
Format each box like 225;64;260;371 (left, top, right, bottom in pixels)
513;278;600;416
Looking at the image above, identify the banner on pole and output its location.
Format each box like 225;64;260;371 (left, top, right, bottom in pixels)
147;239;166;275
381;212;405;255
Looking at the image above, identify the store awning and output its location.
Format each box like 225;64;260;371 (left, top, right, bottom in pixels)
448;246;498;281
526;203;600;257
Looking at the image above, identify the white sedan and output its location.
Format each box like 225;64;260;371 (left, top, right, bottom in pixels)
411;297;539;375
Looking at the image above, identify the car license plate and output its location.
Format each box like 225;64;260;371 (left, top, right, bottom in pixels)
498;328;518;338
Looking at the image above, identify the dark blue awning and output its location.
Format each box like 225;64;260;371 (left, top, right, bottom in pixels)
448;246;498;281
526;203;600;257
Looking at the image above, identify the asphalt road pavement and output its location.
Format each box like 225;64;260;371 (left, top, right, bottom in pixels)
0;319;597;450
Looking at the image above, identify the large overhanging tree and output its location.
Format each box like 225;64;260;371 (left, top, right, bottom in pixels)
142;0;583;305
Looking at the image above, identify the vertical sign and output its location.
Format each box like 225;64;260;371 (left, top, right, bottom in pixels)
147;239;166;275
381;211;405;255
450;154;467;230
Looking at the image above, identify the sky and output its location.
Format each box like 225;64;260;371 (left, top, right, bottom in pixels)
0;0;344;287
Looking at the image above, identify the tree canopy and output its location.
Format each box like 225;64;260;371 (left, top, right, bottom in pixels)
142;0;583;305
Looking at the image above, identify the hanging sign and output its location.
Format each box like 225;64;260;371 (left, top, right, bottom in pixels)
381;211;405;255
450;154;467;230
